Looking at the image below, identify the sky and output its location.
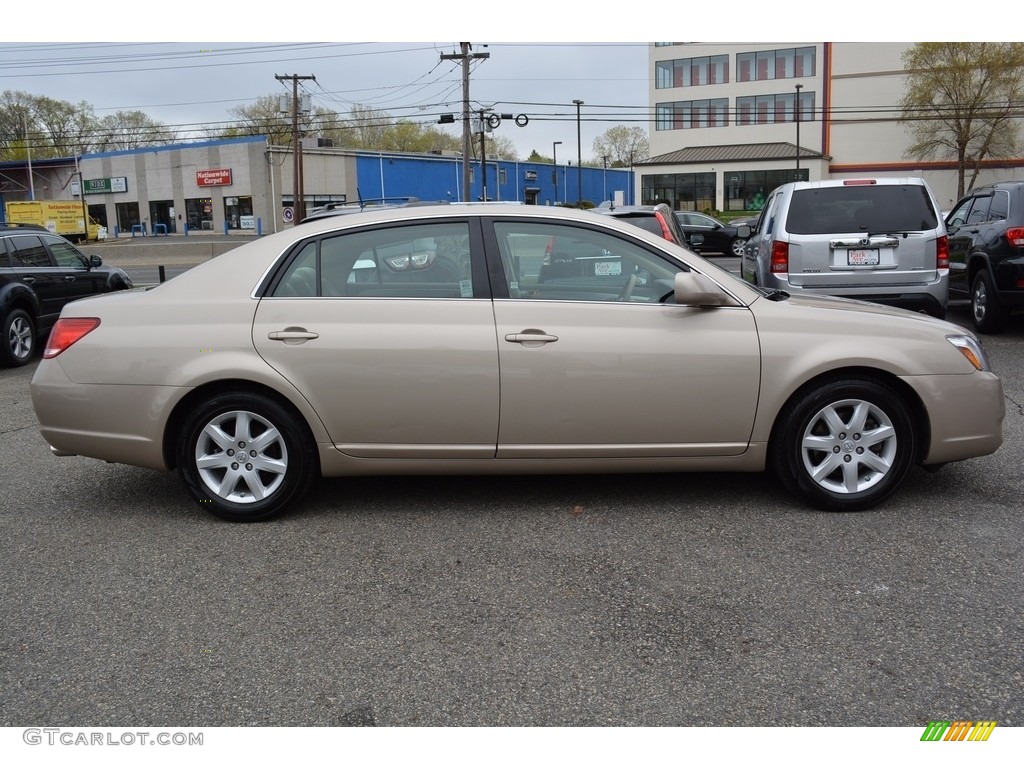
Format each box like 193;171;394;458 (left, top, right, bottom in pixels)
1;4;942;162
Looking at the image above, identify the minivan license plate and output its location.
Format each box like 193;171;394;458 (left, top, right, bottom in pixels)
848;249;880;266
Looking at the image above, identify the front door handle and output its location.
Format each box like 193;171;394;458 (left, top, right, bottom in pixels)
268;327;320;344
504;330;558;346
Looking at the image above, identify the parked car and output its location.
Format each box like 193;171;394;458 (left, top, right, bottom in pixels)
740;178;949;318
945;180;1024;333
728;214;762;229
1;224;132;367
539;203;696;282
674;211;746;256
31;204;1002;522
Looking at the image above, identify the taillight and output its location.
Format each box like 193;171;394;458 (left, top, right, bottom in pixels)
770;241;789;273
44;318;100;359
843;179;878;186
936;234;949;269
654;212;674;242
1007;227;1024;248
543;236;555;265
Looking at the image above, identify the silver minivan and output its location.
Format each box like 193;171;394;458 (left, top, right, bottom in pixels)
740;178;949;317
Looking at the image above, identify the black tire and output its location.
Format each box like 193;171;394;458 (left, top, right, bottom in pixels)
177;392;317;522
971;270;1007;334
1;308;36;368
770;377;916;512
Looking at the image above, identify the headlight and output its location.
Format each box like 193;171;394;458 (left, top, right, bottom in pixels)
946;334;991;372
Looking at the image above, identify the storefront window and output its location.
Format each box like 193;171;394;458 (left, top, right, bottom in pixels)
186;198;214;231
224;196;254;230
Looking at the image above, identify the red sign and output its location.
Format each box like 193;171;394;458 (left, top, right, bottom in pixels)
196;168;233;187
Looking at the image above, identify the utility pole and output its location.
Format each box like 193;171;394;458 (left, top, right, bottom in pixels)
275;73;316;222
573;99;584;205
478;109;487;201
440;43;489;202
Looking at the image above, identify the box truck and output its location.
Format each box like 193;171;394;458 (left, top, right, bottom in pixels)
4;200;105;242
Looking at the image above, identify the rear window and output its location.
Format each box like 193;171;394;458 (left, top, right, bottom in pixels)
786;185;939;235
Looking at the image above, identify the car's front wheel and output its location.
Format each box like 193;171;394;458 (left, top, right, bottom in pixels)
177;392;317;522
971;270;1007;334
1;308;36;368
730;237;747;257
771;378;916;511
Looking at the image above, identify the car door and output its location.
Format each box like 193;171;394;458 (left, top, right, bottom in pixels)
486;218;761;459
945;192;986;302
6;233;67;328
42;234;108;302
252;219;501;459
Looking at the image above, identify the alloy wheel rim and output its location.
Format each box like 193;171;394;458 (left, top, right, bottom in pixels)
195;410;288;504
9;317;31;360
973;281;987;324
800;398;897;494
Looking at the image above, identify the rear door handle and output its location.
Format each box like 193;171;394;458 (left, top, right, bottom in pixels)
65;276;77;282
268;328;320;344
22;276;35;284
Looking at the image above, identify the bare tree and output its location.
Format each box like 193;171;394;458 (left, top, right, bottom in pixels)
94;110;178;151
0;90;36;160
592;125;649;167
900;42;1024;198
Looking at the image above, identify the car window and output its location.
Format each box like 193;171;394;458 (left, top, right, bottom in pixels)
272;222;473;299
7;235;51;268
946;197;974;228
787;185;939;234
988;190;1009;222
43;235;87;268
492;221;685;303
966;195;991;225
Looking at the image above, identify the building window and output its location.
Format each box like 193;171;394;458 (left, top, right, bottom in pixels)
655;55;729;89
640;172;716;211
723;169;808;212
656;99;730;130
736;47;816;82
736;91;815;126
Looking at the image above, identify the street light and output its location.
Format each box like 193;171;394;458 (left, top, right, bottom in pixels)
795;83;803;178
572;99;584;205
552;141;562;205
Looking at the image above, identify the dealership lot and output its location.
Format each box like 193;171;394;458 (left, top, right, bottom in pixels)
1;305;1022;727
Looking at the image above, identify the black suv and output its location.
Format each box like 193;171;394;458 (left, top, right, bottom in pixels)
1;225;132;367
946;181;1024;332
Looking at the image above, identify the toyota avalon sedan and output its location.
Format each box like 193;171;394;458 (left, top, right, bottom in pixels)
31;204;1004;522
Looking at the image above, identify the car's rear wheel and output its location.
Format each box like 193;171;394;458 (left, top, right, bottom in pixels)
730;237;747;257
771;378;916;511
971;270;1007;334
177;392;317;522
1;309;36;368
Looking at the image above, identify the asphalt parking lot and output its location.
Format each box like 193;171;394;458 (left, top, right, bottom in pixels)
1;282;1022;727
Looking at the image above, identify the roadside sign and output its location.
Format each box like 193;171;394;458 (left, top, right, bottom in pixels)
282;207;294;223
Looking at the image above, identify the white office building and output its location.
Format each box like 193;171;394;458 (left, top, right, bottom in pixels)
642;42;1024;213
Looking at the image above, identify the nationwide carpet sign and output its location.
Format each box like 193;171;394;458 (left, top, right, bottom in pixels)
196;169;233;187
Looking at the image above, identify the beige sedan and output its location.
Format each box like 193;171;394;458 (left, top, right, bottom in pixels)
31;205;1004;521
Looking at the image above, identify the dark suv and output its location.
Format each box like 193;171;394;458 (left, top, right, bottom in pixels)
946;181;1024;332
1;225;132;367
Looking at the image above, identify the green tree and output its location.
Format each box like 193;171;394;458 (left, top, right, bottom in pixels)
900;42;1024;198
592;125;649;167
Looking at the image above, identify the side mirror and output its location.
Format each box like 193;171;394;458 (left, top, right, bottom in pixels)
88;254;103;269
735;224;752;238
674;272;734;307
